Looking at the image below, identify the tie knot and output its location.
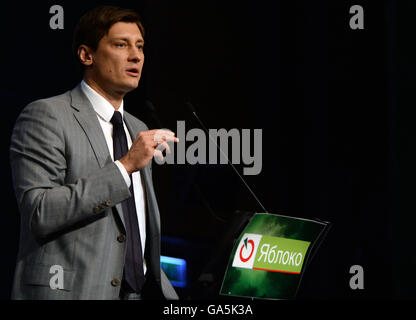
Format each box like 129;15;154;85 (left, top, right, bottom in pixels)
111;111;123;128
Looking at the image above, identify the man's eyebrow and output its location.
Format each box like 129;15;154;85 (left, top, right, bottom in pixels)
112;37;144;44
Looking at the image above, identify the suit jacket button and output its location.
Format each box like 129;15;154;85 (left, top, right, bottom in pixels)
105;200;112;206
111;278;121;287
117;235;126;243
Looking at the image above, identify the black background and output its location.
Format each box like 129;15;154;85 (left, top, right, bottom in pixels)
0;0;413;300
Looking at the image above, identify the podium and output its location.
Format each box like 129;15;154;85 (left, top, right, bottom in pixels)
220;213;330;300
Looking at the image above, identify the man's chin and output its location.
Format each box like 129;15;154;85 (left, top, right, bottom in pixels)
118;81;140;93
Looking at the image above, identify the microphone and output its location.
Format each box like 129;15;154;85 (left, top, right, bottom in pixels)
185;101;269;213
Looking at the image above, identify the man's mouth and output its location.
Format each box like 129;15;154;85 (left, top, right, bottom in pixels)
126;68;140;77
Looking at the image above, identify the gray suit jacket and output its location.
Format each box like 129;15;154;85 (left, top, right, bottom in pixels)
9;84;178;300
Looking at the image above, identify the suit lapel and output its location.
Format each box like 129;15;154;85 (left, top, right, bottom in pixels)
70;85;126;230
124;113;162;280
124;113;161;242
123;111;153;192
123;111;153;201
70;85;112;168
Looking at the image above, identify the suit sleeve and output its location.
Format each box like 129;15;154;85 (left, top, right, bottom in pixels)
10;100;131;240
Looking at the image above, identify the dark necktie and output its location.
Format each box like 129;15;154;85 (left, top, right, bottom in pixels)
111;111;145;293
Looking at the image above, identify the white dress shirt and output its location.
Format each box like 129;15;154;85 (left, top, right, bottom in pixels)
80;80;147;273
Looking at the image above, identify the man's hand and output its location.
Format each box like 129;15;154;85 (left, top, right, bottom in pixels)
119;129;179;175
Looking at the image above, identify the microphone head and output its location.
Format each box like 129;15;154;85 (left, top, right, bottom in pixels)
185;101;197;114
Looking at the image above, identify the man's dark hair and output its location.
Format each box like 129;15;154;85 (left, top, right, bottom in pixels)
72;5;145;64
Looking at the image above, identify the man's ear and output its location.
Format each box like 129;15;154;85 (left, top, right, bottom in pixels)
78;45;94;67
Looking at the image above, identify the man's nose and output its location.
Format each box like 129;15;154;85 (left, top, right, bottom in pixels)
128;46;143;63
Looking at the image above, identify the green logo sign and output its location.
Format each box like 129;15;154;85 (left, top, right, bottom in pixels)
232;234;310;274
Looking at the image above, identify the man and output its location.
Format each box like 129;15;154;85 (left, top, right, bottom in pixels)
10;5;178;300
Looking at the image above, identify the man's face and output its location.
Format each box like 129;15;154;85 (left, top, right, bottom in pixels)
88;22;144;95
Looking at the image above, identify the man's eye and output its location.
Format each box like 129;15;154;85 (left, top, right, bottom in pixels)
137;45;144;50
116;43;126;48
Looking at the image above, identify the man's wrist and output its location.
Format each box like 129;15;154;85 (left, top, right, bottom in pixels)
119;156;134;175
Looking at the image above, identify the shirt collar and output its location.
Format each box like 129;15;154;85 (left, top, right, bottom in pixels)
80;80;124;122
